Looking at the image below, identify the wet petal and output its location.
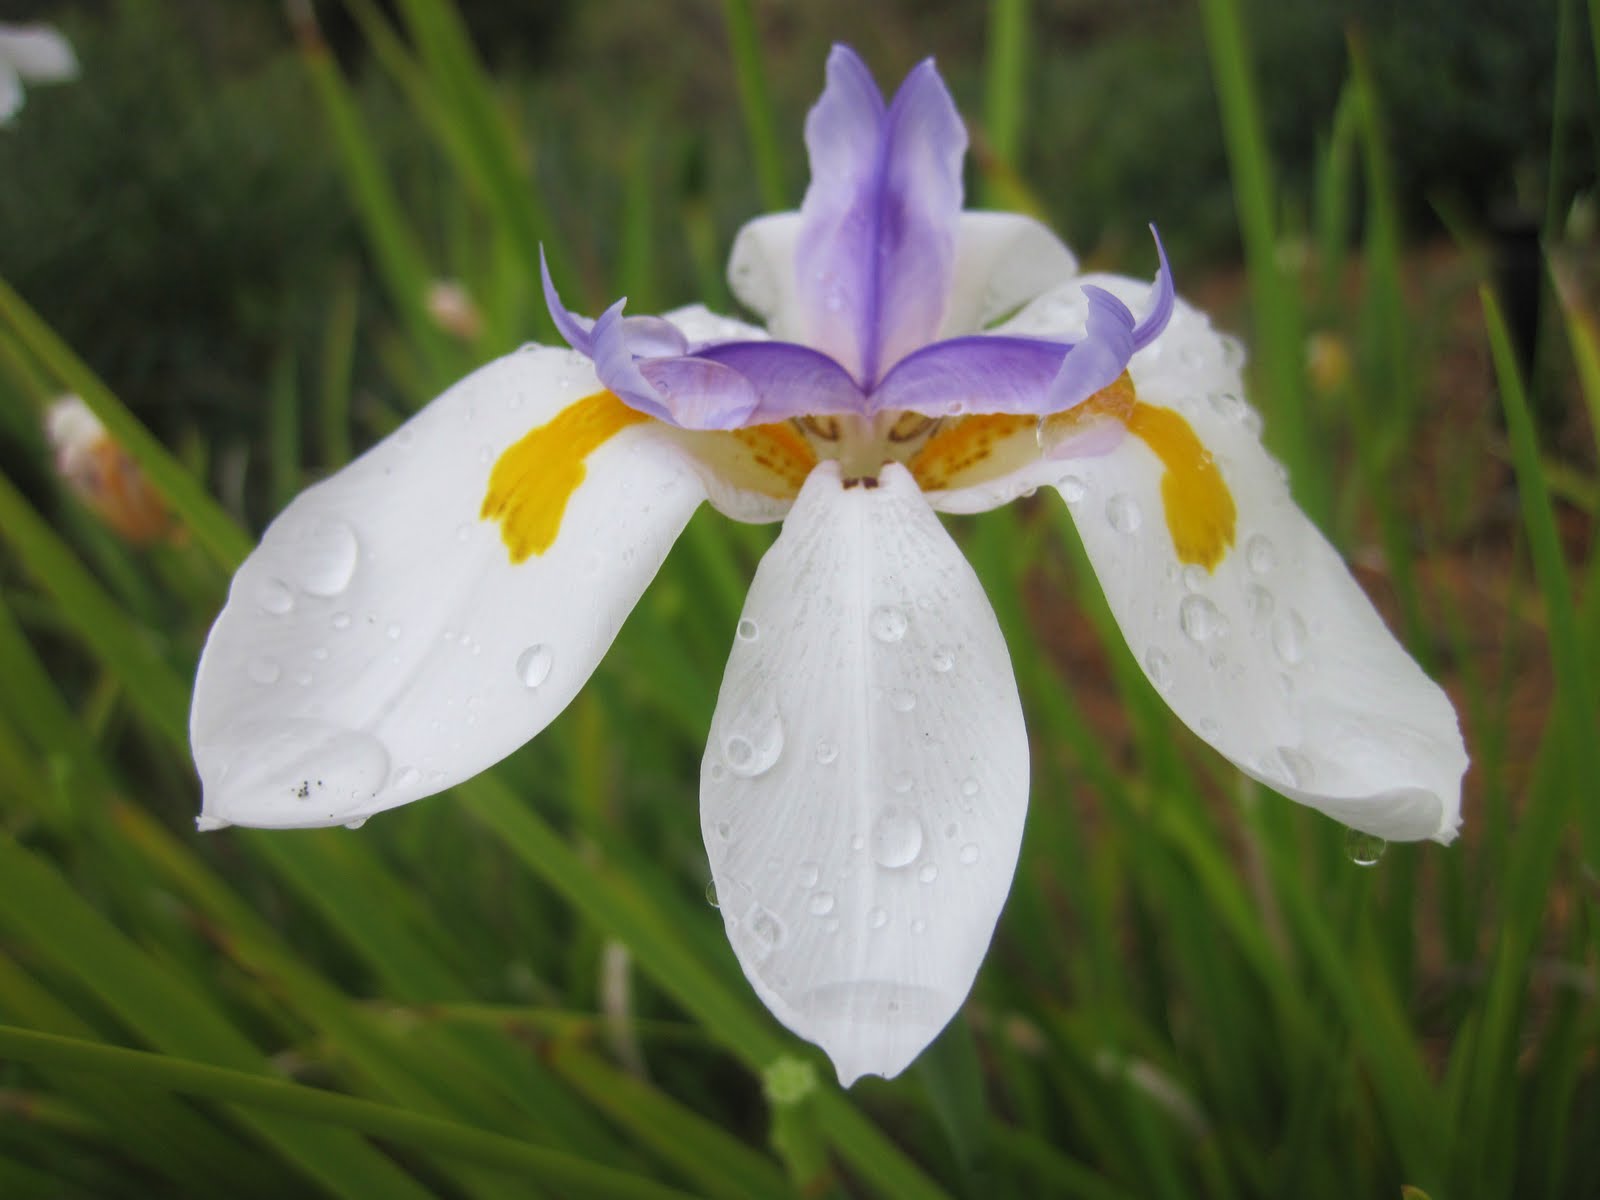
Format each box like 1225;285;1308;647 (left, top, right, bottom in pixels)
701;462;1028;1085
1053;285;1466;842
870;335;1067;418
691;341;866;421
192;348;705;830
938;212;1079;338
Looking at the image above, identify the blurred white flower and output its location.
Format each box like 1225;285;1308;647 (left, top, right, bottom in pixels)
0;22;78;125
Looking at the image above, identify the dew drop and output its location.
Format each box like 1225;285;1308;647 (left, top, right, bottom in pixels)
293;519;359;597
869;606;908;643
1144;648;1174;692
1246;534;1278;574
850;834;865;852
931;645;955;673
1207;391;1246;423
797;861;820;889
247;656;281;685
331;611;352;630
911;918;927;935
748;907;785;949
867;906;889;930
959;843;980;865
257;578;294;615
1245;583;1275;626
1345;828;1387;867
516;644;553;689
1180;594;1224;643
385;622;402;641
918;862;939;884
960;777;980;798
814;739;838;765
871;807;924;869
704;880;720;908
1272;611;1307;665
1181;564;1208;593
393;766;420;789
808;891;835;917
311;646;329;662
1106;493;1143;533
736;618;759;642
888;688;917;713
722;714;784;778
344;817;368;830
1059;475;1087;503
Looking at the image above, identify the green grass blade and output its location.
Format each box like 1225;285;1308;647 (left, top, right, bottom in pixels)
719;0;788;210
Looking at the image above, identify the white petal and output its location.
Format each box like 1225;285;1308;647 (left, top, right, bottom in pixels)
660;302;769;347
701;462;1028;1085
0;25;78;83
937;212;1079;338
1044;280;1466;843
726;212;1078;341
0;61;22;124
192;348;704;829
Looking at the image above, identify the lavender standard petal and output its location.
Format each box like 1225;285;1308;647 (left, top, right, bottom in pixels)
539;249;596;357
1044;286;1137;413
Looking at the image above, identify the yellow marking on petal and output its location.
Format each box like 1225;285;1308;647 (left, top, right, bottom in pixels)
1044;373;1237;570
907;414;1035;491
730;421;820;493
481;391;648;563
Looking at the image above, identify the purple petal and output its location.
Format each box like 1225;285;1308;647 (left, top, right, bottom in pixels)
589;300;672;422
1133;225;1174;350
869;336;1068;417
694;341;867;422
1045;287;1137;413
590;303;759;429
540;248;595;357
794;47;966;387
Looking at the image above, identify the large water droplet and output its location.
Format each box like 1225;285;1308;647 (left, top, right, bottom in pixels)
1272;611;1307;665
869;606;907;643
516;644;553;688
722;714;784;778
293;519;359;597
1180;594;1224;642
1106;493;1143;533
257;578;294;615
1345;828;1387;867
871;807;924;868
736;618;759;642
247;656;281;685
808;891;835;917
1246;534;1278;574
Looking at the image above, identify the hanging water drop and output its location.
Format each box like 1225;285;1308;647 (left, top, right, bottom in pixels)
1345;829;1387;867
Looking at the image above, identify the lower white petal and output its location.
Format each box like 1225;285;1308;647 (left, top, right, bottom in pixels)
192;348;704;829
1042;281;1466;843
702;462;1029;1085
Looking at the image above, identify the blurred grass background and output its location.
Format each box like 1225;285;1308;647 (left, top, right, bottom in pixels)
0;0;1595;1196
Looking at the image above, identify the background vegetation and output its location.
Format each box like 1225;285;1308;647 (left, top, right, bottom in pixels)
0;0;1594;1196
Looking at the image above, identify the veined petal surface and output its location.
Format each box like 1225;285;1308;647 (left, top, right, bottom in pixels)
701;462;1029;1085
192;348;704;829
1008;278;1467;842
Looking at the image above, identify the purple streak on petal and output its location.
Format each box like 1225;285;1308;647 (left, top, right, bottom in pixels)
638;358;760;429
694;341;868;421
1132;224;1175;350
1044;287;1137;413
794;45;887;381
539;247;594;357
868;335;1069;417
865;59;967;383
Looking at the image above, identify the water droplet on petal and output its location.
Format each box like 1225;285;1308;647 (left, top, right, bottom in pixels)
1272;611;1307;665
257;579;294;614
931;645;955;672
867;906;888;930
747;907;786;953
1059;475;1087;503
705;880;720;908
918;862;939;884
736;618;759;642
1106;493;1143;533
1345;828;1387;867
393;766;420;789
293;519;359;597
343;817;368;830
871;807;924;869
797;861;820;888
1246;534;1278;574
1245;583;1275;627
1180;594;1224;642
814;739;838;765
959;843;980;865
1278;747;1315;787
516;644;553;688
888;688;916;713
869;606;908;643
911;918;927;934
1181;564;1208;592
808;891;835;917
331;611;352;630
385;623;402;641
722;714;784;778
1208;391;1246;423
247;656;281;685
1144;648;1173;691
960;777;980;798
